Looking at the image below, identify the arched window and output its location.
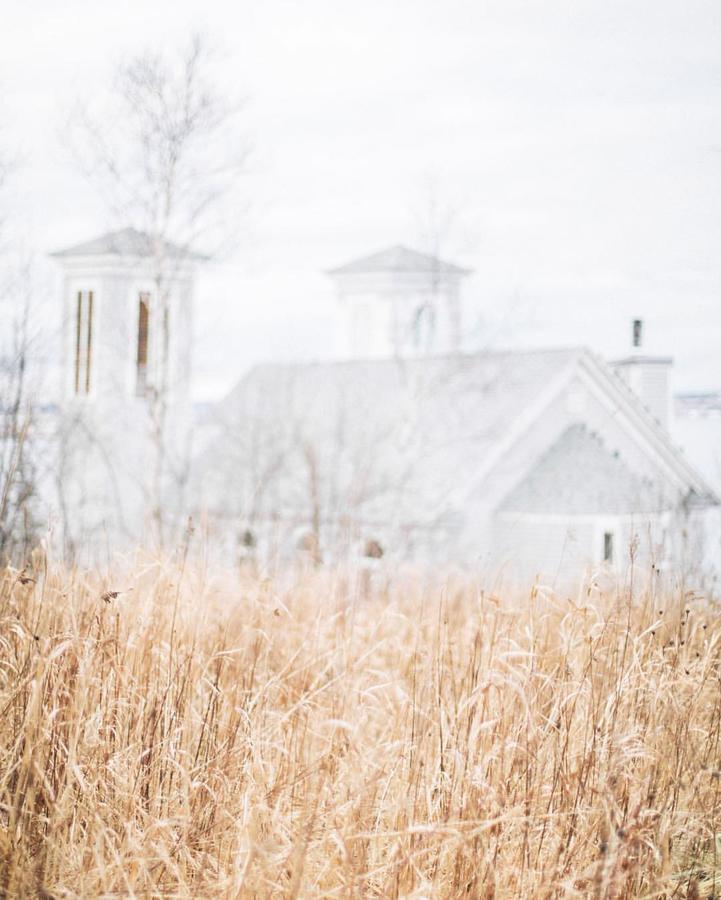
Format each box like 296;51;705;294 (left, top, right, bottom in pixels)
238;528;257;567
412;302;435;350
297;530;322;565
239;528;256;550
364;538;384;560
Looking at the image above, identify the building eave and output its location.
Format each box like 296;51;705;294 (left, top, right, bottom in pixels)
610;355;674;366
326;244;472;278
579;351;719;506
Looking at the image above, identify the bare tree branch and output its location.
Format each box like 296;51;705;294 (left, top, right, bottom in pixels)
65;33;252;548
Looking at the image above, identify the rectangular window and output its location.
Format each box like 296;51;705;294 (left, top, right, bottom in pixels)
603;531;614;563
136;293;150;396
74;290;94;395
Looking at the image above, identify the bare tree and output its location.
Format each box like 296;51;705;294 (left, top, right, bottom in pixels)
68;33;251;546
0;270;36;559
411;172;530;353
0;136;43;561
200;361;482;567
413;173;464;271
410;172;468;351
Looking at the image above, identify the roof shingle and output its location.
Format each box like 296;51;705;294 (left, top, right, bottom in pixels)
499;424;663;514
328;245;471;276
51;227;205;260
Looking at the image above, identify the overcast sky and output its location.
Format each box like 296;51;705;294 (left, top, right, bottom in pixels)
2;0;720;400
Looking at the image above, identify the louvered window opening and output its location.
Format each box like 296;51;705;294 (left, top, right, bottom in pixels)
74;290;94;395
136;293;151;396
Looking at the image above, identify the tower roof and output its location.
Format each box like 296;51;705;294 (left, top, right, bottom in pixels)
328;244;471;277
199;346;717;534
50;227;206;261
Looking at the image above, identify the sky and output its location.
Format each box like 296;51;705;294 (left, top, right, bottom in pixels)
2;0;721;400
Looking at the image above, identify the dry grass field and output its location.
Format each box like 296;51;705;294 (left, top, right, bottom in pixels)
0;554;720;898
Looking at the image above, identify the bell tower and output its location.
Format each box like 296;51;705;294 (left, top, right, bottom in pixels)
51;227;203;550
328;245;471;360
52;227;200;410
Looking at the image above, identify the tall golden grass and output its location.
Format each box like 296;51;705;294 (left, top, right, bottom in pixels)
0;555;719;897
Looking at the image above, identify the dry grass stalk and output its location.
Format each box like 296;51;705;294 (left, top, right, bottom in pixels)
0;556;719;897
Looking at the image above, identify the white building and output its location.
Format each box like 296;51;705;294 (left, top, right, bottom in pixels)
50;228;201;553
197;246;718;585
328;245;468;359
46;233;718;580
673;392;721;496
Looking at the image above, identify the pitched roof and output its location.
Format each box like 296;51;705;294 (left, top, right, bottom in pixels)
579;351;716;506
51;227;206;260
198;346;717;534
499;424;663;514
328;245;471;277
193;347;720;571
199;348;580;526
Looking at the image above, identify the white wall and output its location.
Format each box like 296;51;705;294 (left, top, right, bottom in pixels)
332;271;463;359
54;255;196;553
463;366;708;583
488;511;679;589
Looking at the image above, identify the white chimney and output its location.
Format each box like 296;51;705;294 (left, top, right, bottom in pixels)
610;319;673;431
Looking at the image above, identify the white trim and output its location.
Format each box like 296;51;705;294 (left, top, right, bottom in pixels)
468;349;716;515
578;352;716;501
456;354;579;505
126;280;158;399
54;254;196;281
331;270;467;294
495;511;657;525
65;280;100;403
